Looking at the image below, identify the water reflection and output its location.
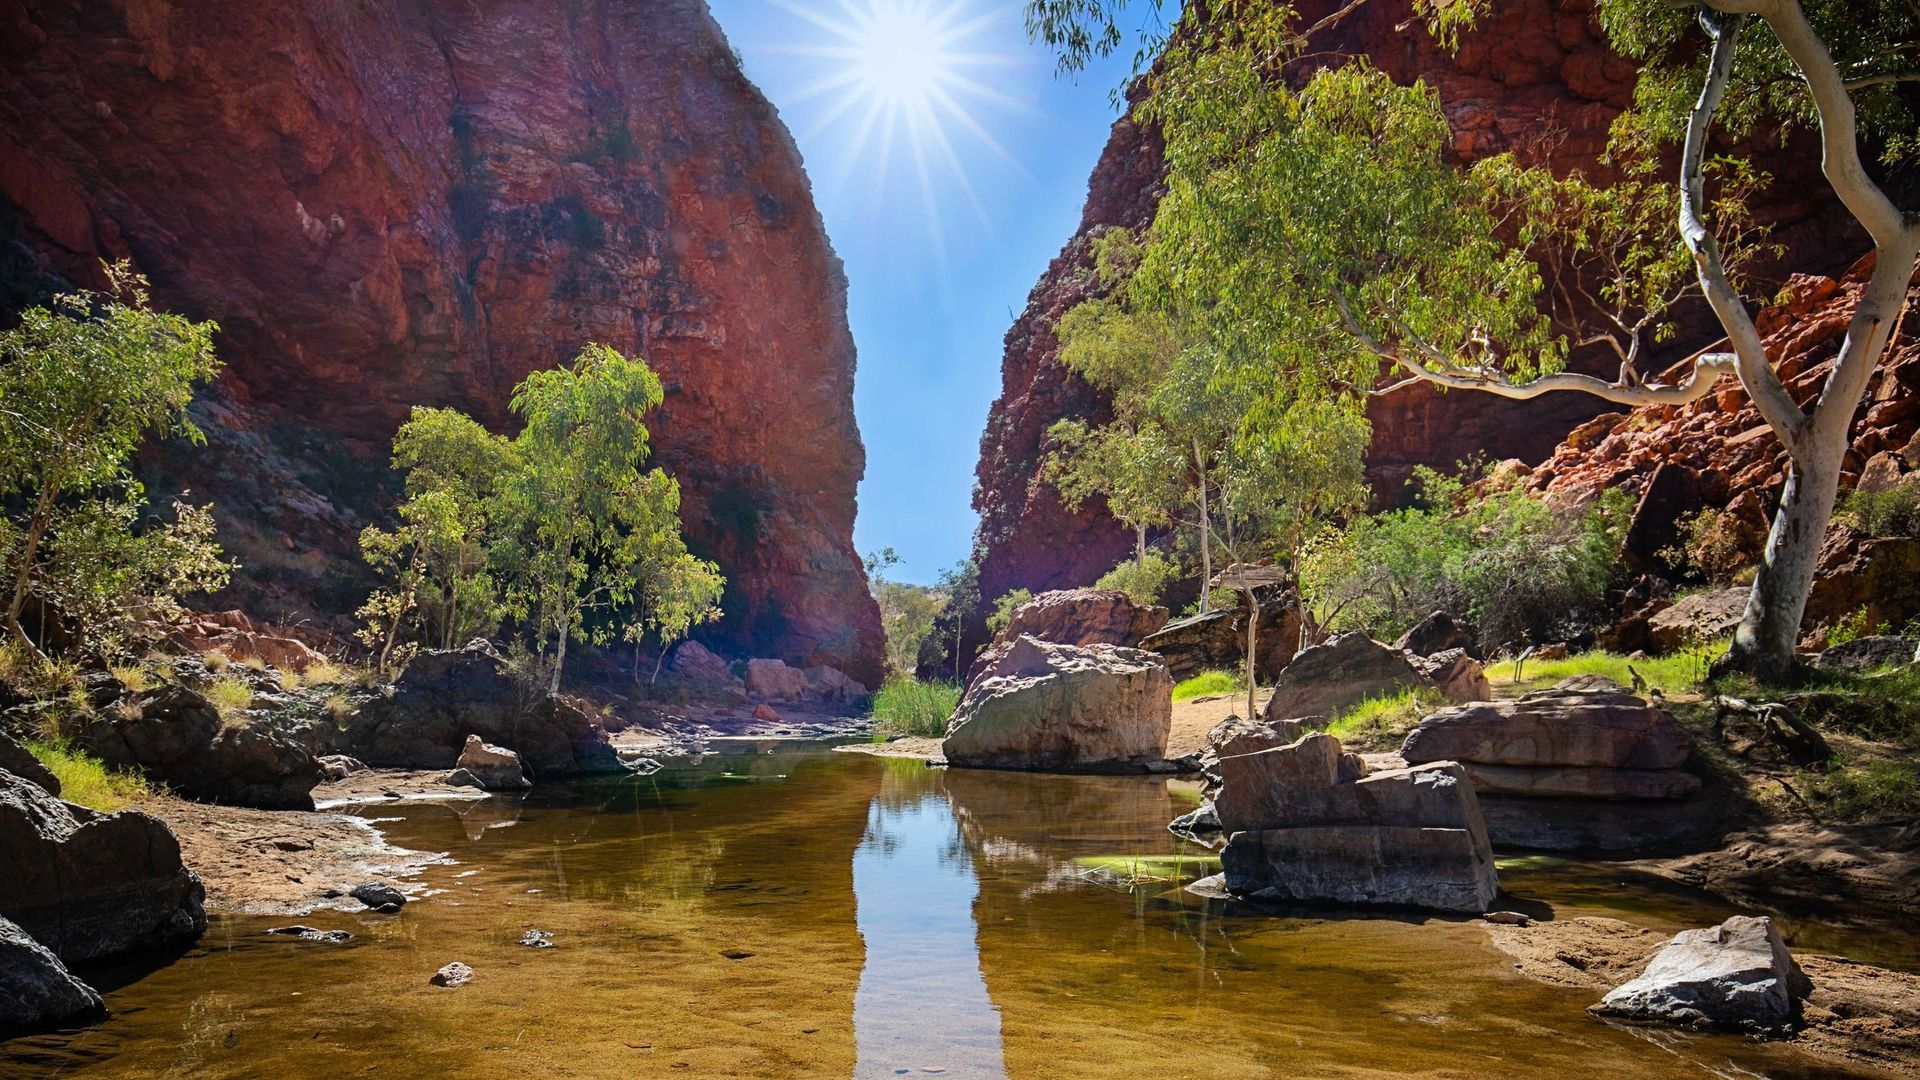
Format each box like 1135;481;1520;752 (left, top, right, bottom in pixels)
853;765;1008;1079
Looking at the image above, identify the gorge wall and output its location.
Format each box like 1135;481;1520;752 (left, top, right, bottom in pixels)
963;0;1863;650
0;0;884;684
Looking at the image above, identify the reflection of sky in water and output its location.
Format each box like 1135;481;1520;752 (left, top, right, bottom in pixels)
853;793;1007;1079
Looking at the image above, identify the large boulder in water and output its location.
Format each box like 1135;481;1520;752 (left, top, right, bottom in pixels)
1262;633;1423;723
943;636;1171;772
0;770;205;963
1210;733;1499;913
446;735;531;792
0;915;104;1034
76;684;323;810
340;642;620;776
1591;915;1810;1033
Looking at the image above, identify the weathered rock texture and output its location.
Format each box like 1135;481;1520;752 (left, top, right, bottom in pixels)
1591;915;1811;1034
955;0;1863;672
994;588;1169;651
1211;733;1500;913
0;915;103;1034
1262;633;1423;723
942;636;1172;773
0;0;883;685
0;770;206;963
447;734;530;792
77;684;325;810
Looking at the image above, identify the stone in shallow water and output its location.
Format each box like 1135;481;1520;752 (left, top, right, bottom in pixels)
942;637;1171;772
349;883;405;913
265;926;353;943
0;915;104;1032
520;929;554;948
1591;915;1810;1033
429;962;474;988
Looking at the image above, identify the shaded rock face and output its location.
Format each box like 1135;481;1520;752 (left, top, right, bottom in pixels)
1402;684;1705;850
957;0;1862;668
337;643;620;776
1411;649;1492;704
0;915;103;1034
1814;635;1917;673
1394;611;1477;659
0;734;58;797
1591;916;1810;1034
942;636;1172;773
1211;733;1500;913
1647;588;1748;655
1263;633;1422;723
0;770;206;963
1138;602;1302;683
77;685;324;810
0;0;883;686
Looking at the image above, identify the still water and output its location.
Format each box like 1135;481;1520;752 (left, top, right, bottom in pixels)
2;744;1906;1078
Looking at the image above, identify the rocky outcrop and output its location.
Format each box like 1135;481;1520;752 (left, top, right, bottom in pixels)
0;770;205;963
1137;602;1302;683
170;610;331;674
1394;611;1478;659
1262;633;1423;723
446;734;530;792
0;734;58;797
995;589;1169;650
743;659;810;702
1591;915;1810;1034
338;643;620;776
1402;683;1706;850
942;636;1172;773
0;0;884;685
0;915;103;1034
1646;588;1748;654
1814;636;1917;673
1209;732;1500;913
1410;649;1493;704
77;685;324;810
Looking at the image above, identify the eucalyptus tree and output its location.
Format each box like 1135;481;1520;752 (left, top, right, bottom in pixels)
1030;0;1920;677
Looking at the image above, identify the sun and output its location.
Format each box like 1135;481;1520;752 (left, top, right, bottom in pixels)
765;0;1024;239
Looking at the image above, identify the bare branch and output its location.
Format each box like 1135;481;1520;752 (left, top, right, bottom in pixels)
1371;348;1738;404
1842;70;1920;90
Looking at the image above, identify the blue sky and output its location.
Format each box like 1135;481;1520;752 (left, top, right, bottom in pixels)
705;0;1144;585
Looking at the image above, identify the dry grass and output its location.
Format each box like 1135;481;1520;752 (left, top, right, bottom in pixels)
205;675;254;720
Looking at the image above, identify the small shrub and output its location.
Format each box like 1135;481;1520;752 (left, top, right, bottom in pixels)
300;658;346;686
1827;607;1876;648
324;691;356;723
24;739;151;812
871;676;961;738
202;650;231;672
1840;484;1920;539
1658;508;1758;585
205;676;253;719
986;588;1033;638
108;663;155;693
239;656;268;672
1095;552;1178;607
1173;670;1243;702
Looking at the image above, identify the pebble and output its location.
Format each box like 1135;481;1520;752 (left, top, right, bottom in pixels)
520;929;555;948
1484;911;1532;926
429;962;475;988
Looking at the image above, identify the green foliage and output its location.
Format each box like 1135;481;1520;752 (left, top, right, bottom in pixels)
25;738;152;812
1800;757;1920;823
0;263;228;658
1326;687;1450;749
865;548;946;678
870;676;961;738
1839;484;1920;539
1658;507;1759;586
1095;551;1177;607
1172;669;1241;703
1301;468;1631;650
361;345;722;690
1484;643;1724;697
986;588;1033;638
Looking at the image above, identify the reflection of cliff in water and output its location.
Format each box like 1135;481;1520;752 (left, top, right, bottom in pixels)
853;761;1007;1078
939;766;1200;895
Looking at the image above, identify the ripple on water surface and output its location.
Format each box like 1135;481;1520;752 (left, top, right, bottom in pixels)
1;744;1903;1078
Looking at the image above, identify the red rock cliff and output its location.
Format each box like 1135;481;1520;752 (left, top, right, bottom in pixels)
964;0;1859;639
0;0;884;684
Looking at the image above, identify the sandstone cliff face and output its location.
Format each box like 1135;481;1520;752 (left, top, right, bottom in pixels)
963;0;1859;654
0;0;883;684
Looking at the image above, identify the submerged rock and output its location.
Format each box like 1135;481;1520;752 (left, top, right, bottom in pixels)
1210;733;1499;913
1591;915;1810;1033
0;915;104;1033
0;771;205;963
429;962;475;988
265;926;353;943
349;883;406;913
77;684;324;810
942;637;1171;773
446;735;531;792
1262;633;1422;723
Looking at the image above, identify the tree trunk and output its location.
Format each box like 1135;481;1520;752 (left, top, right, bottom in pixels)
548;621;568;695
4;486;58;645
1135;522;1147;565
1194;439;1211;613
1243;590;1259;724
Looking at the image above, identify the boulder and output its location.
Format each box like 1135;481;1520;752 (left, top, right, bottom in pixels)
1621;462;1706;574
446;735;530;792
743;658;810;701
1203;716;1309;765
340;642;620;776
171;609;331;674
1813;635;1917;673
1805;526;1920;644
1401;689;1691;771
803;665;869;705
665;640;734;686
1591;915;1810;1033
350;883;406;913
430;961;475;988
1262;633;1422;723
0;770;205;962
0;915;104;1033
942;637;1171;772
1210;733;1499;913
993;588;1169;649
77;684;324;810
1648;588;1748;654
0;733;59;796
751;703;782;723
316;754;367;781
1412;648;1491;703
1138;602;1302;682
1530;643;1572;662
1394;611;1477;659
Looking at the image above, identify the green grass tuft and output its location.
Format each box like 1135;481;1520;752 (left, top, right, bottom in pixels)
1483;643;1723;696
24;739;152;812
1326;687;1450;748
1173;669;1244;703
871;676;961;738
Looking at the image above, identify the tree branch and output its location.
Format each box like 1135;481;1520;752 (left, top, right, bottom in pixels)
1681;6;1807;451
1842;70;1920;90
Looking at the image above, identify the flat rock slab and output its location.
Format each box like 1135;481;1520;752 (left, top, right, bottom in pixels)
1592;915;1810;1033
1401;690;1690;771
